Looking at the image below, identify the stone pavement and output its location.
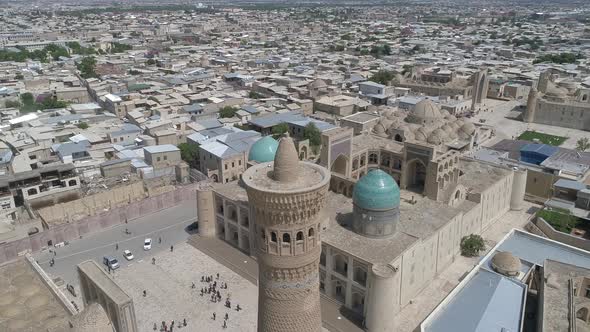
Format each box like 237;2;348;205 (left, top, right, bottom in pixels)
390;201;539;332
114;242;258;332
475;98;588;150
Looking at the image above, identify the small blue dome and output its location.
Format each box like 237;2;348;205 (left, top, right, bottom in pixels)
353;169;400;210
248;136;279;163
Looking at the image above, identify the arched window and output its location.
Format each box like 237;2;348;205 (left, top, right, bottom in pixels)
68;179;77;186
308;228;315;237
369;153;378;164
27;188;38;196
283;233;291;243
296;231;303;241
394;134;402;142
270;232;277;243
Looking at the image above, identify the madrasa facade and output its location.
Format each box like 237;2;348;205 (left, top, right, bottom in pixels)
196;99;527;331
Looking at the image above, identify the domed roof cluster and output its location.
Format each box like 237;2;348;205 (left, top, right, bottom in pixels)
371;100;478;146
407;99;443;125
248;136;279;163
353;169;400;210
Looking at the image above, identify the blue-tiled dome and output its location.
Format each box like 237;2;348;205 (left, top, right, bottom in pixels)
353;169;400;210
248;136;279;163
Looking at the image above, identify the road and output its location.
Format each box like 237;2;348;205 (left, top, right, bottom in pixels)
34;200;197;286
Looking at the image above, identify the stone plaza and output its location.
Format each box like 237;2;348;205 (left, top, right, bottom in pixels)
113;242;258;332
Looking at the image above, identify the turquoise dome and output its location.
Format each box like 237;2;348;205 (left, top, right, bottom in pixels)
248;136;279;163
353;169;400;210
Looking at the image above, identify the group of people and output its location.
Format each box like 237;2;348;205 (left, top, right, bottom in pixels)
154;319;187;332
196;273;244;329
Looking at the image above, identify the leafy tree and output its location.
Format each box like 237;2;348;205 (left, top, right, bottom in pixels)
219;106;238;118
76;122;89;129
369;70;395;86
77;57;98;79
40;97;69;110
576;138;590;152
460;234;485;257
5;100;21;109
146;58;156;65
178;143;199;167
44;44;69;61
533;52;584;65
249;91;263;99
303;122;322;154
272;122;289;138
110;42;133;54
20;93;35;106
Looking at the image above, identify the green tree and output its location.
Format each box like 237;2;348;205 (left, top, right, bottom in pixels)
110;42;132;54
76;122;89;129
460;234;485;257
5;100;21;109
303;122;321;154
219;106;238;118
20;92;35;106
249;91;263;99
576;138;590;152
369;70;395;86
77;57;98;79
272;122;289;138
40;97;69;110
178;143;199;167
146;58;156;65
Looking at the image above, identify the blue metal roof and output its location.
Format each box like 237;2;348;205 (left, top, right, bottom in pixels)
423;268;525;332
554;179;586;191
352;169;400;210
520;143;558;157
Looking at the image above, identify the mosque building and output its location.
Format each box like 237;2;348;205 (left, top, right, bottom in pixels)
196;100;526;331
524;70;590;130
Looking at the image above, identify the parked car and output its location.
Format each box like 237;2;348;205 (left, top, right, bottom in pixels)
144;238;152;250
123;250;134;261
103;256;119;270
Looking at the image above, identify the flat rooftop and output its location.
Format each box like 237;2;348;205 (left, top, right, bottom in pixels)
0;258;71;332
342;112;380;124
458;158;511;193
322;188;462;265
352;134;404;154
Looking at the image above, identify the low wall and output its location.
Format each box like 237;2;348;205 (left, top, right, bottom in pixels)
37;182;147;224
535;217;590;251
0;184;198;266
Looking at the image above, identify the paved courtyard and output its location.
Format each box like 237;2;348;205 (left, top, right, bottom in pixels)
475;98;588;150
113;242;258;332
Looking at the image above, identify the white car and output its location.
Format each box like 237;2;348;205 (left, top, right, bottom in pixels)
123;250;134;261
144;238;152;251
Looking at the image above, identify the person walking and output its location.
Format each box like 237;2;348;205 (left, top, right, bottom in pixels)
152;257;156;265
212;313;216;320
170;245;174;252
115;243;118;250
159;237;162;244
222;320;227;329
224;313;228;320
